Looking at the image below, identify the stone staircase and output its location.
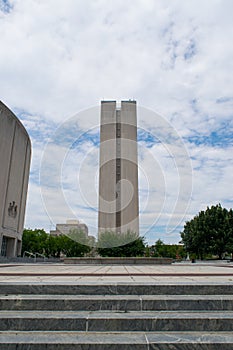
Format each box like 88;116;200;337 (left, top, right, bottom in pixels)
0;282;233;349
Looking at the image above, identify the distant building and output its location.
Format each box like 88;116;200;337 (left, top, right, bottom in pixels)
0;101;31;257
50;219;88;237
98;100;139;235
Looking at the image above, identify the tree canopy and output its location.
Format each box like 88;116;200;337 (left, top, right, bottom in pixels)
150;239;185;259
180;204;233;259
22;229;146;258
97;231;146;257
22;228;91;258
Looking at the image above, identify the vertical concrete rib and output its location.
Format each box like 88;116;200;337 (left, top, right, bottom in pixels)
98;101;117;233
116;109;121;232
2;121;16;227
120;101;139;235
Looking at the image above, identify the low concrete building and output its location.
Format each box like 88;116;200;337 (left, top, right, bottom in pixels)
50;219;88;237
0;101;31;257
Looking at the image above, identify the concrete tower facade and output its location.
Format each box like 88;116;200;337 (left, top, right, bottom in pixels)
98;100;139;235
0;101;31;257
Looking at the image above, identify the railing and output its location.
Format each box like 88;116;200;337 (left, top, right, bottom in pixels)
22;251;47;262
35;252;47;262
23;251;36;261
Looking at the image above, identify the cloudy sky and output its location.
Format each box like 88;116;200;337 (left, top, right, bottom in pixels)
0;0;233;244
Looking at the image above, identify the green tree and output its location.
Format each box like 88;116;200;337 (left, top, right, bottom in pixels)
43;235;61;258
22;229;48;255
97;231;146;257
225;209;233;258
180;204;233;259
22;228;91;258
59;234;91;257
152;239;185;259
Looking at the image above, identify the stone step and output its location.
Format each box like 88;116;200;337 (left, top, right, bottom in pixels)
0;331;233;349
1;294;233;311
1;282;233;295
1;310;233;331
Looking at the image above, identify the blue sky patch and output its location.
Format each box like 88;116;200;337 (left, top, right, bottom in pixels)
184;39;196;60
71;130;100;149
138;129;160;147
216;97;233;104
187;128;233;147
0;0;13;13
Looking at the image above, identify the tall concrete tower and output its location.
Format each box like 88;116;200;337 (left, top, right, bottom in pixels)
98;100;139;235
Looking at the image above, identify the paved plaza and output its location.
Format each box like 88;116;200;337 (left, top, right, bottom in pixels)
0;261;233;283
